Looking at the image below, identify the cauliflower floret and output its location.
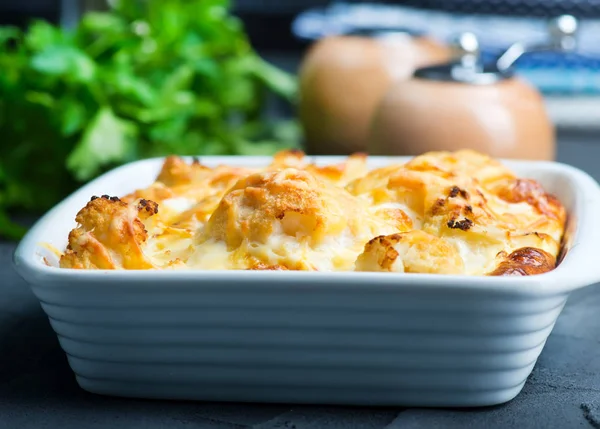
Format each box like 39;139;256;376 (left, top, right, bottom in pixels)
59;195;158;269
489;247;556;276
355;230;465;275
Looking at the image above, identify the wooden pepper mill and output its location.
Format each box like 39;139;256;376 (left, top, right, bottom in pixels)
299;30;451;155
368;16;579;161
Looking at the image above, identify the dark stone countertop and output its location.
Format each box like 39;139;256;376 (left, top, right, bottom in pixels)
2;135;600;429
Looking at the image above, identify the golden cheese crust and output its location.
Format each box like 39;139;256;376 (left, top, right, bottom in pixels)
59;150;566;276
347;150;565;275
189;168;406;271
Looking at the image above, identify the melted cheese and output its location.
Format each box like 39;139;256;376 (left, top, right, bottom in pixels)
161;197;197;214
59;149;566;276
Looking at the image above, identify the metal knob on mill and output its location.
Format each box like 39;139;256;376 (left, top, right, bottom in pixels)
368;15;580;161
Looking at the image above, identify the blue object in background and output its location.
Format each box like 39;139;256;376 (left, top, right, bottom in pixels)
480;50;600;95
293;3;600;96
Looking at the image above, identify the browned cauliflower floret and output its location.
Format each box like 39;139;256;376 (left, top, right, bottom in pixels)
59;195;158;269
202;168;360;248
156;156;211;186
355;230;465;274
489;247;556;276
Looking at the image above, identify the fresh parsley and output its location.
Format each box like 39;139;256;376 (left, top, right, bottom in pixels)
0;0;299;239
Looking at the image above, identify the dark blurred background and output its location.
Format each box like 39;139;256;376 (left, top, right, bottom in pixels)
6;0;600;52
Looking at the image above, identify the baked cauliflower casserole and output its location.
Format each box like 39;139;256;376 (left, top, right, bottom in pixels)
59;149;566;276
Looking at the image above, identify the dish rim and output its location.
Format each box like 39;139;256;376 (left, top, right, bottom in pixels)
13;155;600;296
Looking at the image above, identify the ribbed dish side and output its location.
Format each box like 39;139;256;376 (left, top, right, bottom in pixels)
32;284;569;407
74;375;529;407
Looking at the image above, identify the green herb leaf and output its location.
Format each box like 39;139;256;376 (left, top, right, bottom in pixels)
80;12;126;33
249;55;298;102
106;68;157;106
60;101;87;136
67;107;136;180
25;21;64;50
31;45;96;83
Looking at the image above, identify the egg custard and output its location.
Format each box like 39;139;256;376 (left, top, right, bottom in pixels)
59;150;566;276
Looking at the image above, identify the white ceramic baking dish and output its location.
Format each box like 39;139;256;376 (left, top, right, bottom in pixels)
13;156;600;407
